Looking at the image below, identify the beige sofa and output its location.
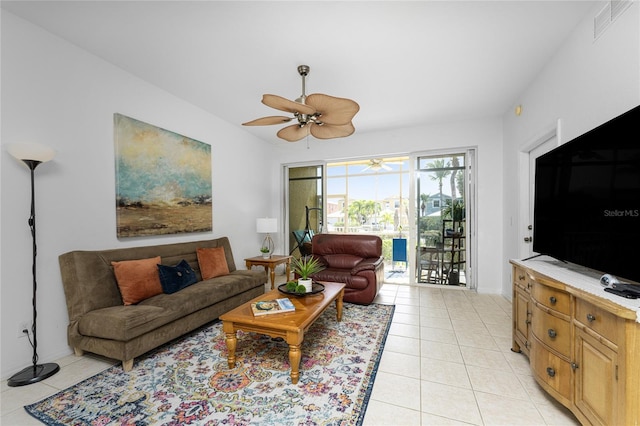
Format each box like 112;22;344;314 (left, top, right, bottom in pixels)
58;237;266;371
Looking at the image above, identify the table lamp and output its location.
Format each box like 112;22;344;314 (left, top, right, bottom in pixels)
256;217;277;257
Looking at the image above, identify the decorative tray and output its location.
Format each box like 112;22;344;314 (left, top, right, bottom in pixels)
278;282;325;296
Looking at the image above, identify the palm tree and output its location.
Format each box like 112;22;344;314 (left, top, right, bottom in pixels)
348;200;379;227
450;156;459;202
380;211;394;230
427;159;451;215
449;155;465;222
420;193;429;217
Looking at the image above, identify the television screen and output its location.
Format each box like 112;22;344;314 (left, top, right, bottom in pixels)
533;105;640;284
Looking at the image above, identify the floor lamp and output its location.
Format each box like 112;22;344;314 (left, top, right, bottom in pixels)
7;142;60;387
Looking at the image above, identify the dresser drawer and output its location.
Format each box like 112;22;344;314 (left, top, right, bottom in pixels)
530;335;572;402
531;282;570;314
513;266;531;291
531;303;570;358
574;298;620;345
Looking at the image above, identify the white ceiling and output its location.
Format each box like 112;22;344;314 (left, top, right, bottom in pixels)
2;1;598;145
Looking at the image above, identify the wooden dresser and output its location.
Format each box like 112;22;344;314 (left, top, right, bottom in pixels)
510;258;640;426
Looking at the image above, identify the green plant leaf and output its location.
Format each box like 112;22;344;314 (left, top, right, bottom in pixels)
291;256;324;279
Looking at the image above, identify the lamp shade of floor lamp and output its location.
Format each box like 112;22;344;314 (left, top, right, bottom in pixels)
6;142;60;387
256;217;277;256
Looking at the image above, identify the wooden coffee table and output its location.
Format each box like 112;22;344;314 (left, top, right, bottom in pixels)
219;281;345;384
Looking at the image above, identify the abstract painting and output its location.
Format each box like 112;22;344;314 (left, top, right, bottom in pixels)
114;113;212;238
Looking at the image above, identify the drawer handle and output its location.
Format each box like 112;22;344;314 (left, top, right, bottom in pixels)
546;367;556;377
549;296;557;305
587;313;596;323
519;275;525;281
548;328;557;338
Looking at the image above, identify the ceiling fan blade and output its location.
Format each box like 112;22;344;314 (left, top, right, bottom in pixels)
305;94;360;125
242;116;293;126
309;122;355;140
277;124;310;142
262;94;316;116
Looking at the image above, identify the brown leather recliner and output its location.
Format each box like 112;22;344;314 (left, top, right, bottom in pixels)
308;234;384;304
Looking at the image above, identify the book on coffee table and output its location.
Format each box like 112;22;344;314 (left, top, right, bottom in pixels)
251;298;295;316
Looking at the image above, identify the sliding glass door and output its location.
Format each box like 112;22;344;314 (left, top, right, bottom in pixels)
287;165;323;257
284;151;475;289
416;152;473;287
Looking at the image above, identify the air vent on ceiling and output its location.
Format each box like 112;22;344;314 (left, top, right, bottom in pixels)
611;0;633;19
594;0;633;40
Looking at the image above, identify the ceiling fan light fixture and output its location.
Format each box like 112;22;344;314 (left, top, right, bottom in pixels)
243;65;359;142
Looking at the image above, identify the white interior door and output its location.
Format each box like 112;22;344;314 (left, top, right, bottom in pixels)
524;136;558;258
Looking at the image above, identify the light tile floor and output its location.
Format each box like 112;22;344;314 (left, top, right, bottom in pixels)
1;280;580;425
363;283;580;426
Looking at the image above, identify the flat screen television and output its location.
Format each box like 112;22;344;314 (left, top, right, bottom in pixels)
533;105;640;284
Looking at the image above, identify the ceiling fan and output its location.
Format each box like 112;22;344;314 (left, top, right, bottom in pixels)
242;65;360;142
362;158;404;172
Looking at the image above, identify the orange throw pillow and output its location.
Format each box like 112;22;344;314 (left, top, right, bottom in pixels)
111;256;163;305
197;247;230;279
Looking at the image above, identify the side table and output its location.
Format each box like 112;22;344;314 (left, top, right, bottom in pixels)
244;255;292;290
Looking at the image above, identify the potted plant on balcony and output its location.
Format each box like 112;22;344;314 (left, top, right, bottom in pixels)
443;200;465;222
291;256;324;293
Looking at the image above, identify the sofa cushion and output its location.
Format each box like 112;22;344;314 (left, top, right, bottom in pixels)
78;270;265;342
78;305;176;341
141;271;264;314
157;259;198;294
197;247;230;279
351;257;383;274
311;269;370;290
111;256;163;305
322;254;364;270
312;234;382;258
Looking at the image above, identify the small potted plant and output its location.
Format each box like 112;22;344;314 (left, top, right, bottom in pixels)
260;246;270;258
291;256;324;293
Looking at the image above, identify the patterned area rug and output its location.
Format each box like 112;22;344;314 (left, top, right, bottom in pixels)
26;302;394;425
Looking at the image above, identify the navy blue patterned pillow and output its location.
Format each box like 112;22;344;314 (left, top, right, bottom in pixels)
157;259;198;294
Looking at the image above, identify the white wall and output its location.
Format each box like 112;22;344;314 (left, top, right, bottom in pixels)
274;118;505;295
1;13;274;379
501;2;640;298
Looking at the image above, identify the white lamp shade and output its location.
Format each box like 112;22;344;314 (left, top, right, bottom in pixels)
256;217;277;233
7;142;56;163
